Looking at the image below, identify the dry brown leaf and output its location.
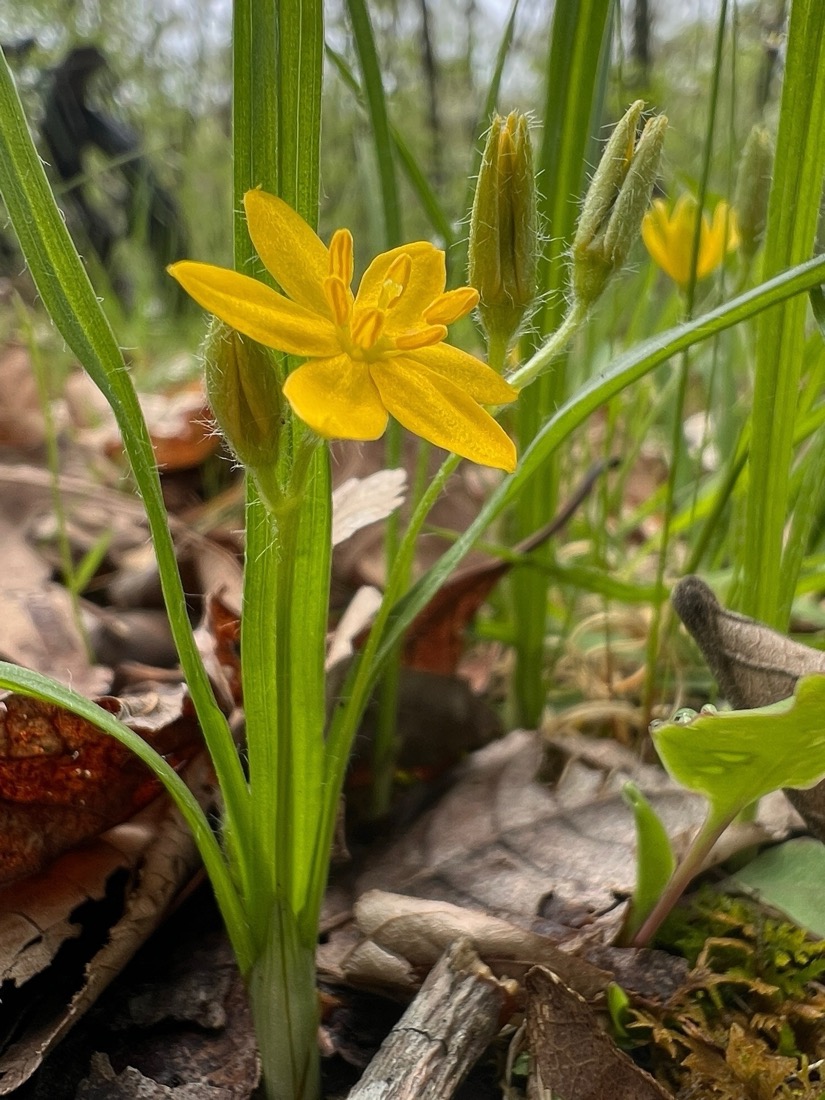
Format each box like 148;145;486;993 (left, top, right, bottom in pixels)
673;575;825;843
330;438;495;596
343;890;609;999
331;470;406;548
526;965;671;1099
0;503;110;695
0;752;215;1092
0;684;201;885
0;344;48;450
355;730;792;930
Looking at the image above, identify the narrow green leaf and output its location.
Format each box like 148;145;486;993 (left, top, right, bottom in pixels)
743;0;825;626
512;0;615;726
325;45;453;246
620;783;677;943
345;0;401;246
379;253;825;670
0;662;251;972
0;46;250;873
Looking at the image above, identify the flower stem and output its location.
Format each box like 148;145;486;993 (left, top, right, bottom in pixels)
630;810;732;947
507;300;588;391
249;898;320;1100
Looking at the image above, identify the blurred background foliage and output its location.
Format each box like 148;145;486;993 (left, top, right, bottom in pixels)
0;0;811;728
0;0;786;297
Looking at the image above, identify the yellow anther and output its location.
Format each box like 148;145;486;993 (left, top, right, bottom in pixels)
351;308;385;349
324;275;352;327
394;324;447;351
424;287;479;326
329;228;354;286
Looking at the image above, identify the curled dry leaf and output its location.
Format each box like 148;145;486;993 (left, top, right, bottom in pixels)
672;575;825;841
343;890;609;999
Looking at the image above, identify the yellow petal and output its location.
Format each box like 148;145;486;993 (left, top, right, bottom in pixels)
356;242;446;332
243;190;331;316
642;200;694;287
169;261;340;356
370;359;516;472
407;344;517;404
696;216;725;280
283;354;388;440
642;206;681;285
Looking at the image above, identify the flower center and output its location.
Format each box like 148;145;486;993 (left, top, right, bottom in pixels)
322;237;454;361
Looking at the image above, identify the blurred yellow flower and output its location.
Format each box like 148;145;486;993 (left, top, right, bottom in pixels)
169;190;517;472
641;195;739;290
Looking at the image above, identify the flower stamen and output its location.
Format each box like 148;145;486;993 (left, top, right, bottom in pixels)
351;308;385;350
395;324;448;351
424;287;479;326
324;275;352;327
329;229;354;286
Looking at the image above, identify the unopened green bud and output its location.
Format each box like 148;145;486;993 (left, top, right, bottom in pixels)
734;125;773;259
203;320;284;471
469;111;538;355
572;103;667;306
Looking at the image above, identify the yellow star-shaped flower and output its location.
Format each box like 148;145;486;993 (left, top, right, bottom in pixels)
641;195;739;290
169;190;517;472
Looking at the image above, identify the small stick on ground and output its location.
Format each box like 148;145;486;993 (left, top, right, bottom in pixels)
346;937;514;1100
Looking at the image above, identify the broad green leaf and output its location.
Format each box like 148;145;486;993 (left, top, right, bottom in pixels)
731;837;825;938
653;675;825;826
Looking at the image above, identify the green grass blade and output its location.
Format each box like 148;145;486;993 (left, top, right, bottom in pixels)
0;45;250;865
458;0;520;238
232;0;329;933
0;662;251;972
380;254;825;666
325;44;454;248
742;0;825;626
511;0;615;726
345;0;401;246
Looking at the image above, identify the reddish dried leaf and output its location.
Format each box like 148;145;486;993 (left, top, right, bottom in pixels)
104;383;220;470
400;462;615;674
0;688;201;885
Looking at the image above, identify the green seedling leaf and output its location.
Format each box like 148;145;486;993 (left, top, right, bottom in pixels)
619;782;677;943
653;675;825;828
731;837;825;938
606;982;633;1045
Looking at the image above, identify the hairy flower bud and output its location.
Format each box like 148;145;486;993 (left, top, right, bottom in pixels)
572;102;668;306
203;320;284;471
468;111;538;355
734;125;773;259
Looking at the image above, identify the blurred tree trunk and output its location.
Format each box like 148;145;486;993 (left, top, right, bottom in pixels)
631;0;651;84
755;0;787;112
417;0;443;190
